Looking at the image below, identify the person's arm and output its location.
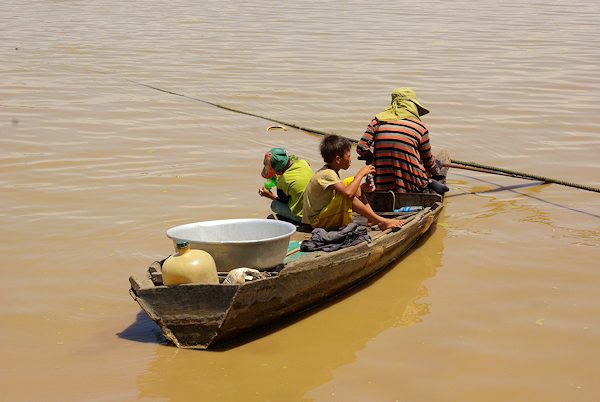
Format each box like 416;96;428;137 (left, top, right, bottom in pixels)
332;165;375;198
357;118;377;161
276;188;290;203
418;130;441;177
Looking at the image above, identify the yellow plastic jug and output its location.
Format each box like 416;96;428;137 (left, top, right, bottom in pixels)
162;240;219;285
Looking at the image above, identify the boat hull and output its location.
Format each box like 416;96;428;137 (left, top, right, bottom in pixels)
129;202;442;349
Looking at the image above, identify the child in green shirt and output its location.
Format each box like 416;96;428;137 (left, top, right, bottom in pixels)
258;148;313;223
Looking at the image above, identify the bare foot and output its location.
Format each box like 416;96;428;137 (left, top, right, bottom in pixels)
378;218;404;231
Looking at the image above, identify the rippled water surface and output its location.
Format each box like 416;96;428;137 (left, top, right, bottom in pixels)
1;1;599;401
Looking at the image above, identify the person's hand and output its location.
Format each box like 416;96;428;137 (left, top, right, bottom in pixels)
358;164;375;178
258;187;276;200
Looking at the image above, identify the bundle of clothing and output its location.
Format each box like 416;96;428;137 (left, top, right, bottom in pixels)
300;222;370;252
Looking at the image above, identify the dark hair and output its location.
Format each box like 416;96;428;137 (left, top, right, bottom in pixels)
320;135;351;163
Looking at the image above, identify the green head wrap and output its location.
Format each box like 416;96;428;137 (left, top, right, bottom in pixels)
375;87;430;122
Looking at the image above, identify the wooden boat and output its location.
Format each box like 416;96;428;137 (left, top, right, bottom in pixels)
129;152;450;349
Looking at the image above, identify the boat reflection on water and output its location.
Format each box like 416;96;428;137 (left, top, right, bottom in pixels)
130;218;447;401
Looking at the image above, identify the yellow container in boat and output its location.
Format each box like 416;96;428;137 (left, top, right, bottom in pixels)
162;240;219;285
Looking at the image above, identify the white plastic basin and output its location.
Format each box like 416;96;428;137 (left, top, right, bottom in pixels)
166;218;297;271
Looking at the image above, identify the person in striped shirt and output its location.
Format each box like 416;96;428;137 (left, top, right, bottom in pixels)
356;88;445;193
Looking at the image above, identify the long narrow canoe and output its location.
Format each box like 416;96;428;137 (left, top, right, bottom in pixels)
129;152;450;349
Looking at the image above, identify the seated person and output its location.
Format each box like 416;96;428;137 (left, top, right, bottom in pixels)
356;87;447;194
302;135;402;231
258;148;313;224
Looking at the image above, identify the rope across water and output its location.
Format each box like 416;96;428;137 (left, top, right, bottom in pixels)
131;81;600;194
449;160;600;193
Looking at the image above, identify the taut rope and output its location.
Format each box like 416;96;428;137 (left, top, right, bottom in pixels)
131;81;600;194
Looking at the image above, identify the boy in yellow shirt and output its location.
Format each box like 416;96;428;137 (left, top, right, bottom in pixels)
302;135;401;231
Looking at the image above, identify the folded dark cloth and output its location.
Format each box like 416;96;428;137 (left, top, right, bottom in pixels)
300;222;371;252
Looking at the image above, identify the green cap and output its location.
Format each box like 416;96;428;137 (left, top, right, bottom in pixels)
261;148;289;178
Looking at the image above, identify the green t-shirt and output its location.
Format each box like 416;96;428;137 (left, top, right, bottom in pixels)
276;159;313;218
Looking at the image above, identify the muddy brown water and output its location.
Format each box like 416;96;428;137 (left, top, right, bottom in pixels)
2;1;599;401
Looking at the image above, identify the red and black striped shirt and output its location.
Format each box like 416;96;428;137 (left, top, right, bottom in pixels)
357;118;438;192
